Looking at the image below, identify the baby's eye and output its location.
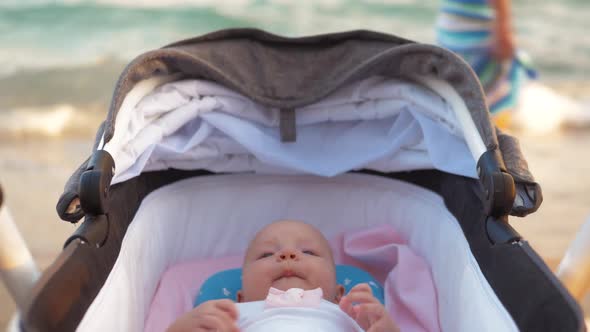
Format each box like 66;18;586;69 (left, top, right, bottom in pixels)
303;250;317;256
258;252;273;259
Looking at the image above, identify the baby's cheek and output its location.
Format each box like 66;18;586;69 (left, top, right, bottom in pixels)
314;266;338;298
242;271;272;301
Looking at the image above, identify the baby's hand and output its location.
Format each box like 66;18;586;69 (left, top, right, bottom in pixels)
339;283;400;332
166;299;239;332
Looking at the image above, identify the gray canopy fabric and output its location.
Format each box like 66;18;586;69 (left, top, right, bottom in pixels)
56;28;541;221
104;29;493;144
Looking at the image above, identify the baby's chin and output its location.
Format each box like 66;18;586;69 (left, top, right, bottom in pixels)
271;276;310;290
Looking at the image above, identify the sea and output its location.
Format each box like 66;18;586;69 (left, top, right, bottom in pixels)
1;0;589;137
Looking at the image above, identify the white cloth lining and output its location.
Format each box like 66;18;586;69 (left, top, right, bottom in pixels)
76;173;518;332
102;76;479;185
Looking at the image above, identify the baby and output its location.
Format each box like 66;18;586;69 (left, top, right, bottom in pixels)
167;220;399;332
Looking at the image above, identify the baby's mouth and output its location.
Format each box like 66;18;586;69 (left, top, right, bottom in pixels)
282;269;296;277
274;269;302;281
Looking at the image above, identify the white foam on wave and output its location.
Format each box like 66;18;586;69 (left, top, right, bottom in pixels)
0;105;75;137
514;82;590;135
73;0;254;8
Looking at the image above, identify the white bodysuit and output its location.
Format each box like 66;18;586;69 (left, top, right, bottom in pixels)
236;300;364;332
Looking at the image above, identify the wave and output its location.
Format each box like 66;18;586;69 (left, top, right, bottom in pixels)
0;0;437;79
0;104;104;139
0;0;257;8
0;2;256;77
515;82;590;135
0;0;588;139
0;58;125;110
1;0;421;9
1;0;588;81
0;59;122;139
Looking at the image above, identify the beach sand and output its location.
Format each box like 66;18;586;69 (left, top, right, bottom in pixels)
1;127;590;328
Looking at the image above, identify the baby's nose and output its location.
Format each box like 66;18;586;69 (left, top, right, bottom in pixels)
277;249;299;261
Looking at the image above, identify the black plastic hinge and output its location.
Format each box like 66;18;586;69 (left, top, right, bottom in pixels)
78;150;115;216
477;149;516;217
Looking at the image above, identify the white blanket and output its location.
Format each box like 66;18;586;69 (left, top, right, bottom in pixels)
237;300;363;332
104;76;478;184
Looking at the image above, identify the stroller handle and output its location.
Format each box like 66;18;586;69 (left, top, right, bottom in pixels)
413;75;517;219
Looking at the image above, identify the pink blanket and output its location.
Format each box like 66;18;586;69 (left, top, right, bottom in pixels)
145;225;440;331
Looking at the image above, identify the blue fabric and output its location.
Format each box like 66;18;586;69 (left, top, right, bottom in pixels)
194;265;385;307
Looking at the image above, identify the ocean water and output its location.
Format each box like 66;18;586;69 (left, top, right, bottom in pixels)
1;0;589;136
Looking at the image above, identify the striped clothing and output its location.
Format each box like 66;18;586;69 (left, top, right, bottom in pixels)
436;0;536;115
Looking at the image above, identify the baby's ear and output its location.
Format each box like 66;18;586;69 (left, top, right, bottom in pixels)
335;284;345;303
236;290;244;303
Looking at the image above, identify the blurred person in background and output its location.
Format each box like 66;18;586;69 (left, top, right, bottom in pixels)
436;0;536;129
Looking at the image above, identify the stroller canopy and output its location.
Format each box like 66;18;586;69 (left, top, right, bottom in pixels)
58;28;541;223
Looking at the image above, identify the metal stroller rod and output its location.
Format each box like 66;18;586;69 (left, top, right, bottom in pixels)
0;183;40;313
557;215;590;301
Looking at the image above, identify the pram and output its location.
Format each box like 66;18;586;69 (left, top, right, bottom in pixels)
15;29;583;331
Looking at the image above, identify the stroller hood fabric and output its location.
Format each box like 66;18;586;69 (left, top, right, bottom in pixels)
57;29;541;222
102;77;479;184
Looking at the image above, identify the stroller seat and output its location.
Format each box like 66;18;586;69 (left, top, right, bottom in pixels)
80;173;516;332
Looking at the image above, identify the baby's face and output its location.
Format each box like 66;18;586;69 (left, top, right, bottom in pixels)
238;220;343;303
